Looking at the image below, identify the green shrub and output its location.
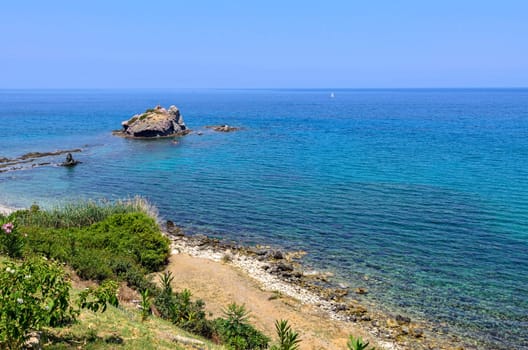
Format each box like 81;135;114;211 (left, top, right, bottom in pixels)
84;212;170;272
140;289;152;322
23;226;72;261
22;211;170;283
69;249;114;281
213;303;269;350
347;335;375;350
0;258;117;349
154;272;213;338
110;258;156;292
78;280;119;313
270;319;301;350
0;220;24;259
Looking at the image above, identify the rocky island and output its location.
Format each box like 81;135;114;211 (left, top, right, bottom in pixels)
113;105;189;138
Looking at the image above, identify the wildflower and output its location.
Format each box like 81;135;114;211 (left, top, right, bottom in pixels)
1;222;14;234
25;275;31;279
5;267;15;274
16;298;23;304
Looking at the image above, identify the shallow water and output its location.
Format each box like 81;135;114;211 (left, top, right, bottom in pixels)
1;89;527;348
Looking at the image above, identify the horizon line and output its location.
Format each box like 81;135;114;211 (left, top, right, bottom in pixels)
0;86;527;91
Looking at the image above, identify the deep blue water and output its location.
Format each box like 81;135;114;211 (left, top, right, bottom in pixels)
1;89;527;349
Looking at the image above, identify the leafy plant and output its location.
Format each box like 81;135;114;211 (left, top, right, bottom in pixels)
347;335;375;350
154;272;213;337
140;289;152;321
0;258;116;349
270;319;301;350
160;271;174;294
0;220;24;258
78;280;119;313
213;303;269;350
23;212;170;284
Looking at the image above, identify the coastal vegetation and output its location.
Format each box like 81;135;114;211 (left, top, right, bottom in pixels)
347;335;375;350
0;199;376;349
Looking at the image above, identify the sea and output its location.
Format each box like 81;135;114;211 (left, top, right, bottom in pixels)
0;89;527;349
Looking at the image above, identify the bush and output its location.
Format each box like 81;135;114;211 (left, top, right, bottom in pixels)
87;212;169;272
78;280;119;313
0;220;24;258
0;258;72;348
270;319;301;350
347;335;375;350
213;303;269;350
70;249;114;281
0;257;119;349
22;212;170;283
154;272;213;338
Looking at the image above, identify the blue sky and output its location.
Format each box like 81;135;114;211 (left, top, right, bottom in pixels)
1;1;527;88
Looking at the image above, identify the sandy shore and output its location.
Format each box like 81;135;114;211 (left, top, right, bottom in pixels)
167;232;472;350
169;234;407;350
167;253;387;350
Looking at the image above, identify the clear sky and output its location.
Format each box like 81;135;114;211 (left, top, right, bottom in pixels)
1;0;527;88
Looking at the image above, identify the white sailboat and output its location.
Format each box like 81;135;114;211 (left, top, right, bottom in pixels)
330;92;335;98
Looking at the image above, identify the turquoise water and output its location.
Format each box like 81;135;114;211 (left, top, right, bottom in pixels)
1;89;527;348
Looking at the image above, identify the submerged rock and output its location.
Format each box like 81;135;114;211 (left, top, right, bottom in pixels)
114;105;189;138
355;287;368;295
206;124;240;132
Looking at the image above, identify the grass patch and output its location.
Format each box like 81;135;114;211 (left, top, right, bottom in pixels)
14;196;159;229
43;298;224;350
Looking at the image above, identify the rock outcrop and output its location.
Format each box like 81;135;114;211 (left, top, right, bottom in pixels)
0;149;82;173
114;105;189;138
206;125;240;132
60;152;80;167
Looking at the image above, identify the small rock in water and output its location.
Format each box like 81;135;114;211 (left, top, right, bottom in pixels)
61;153;80;167
207;124;240;132
355;287;368;295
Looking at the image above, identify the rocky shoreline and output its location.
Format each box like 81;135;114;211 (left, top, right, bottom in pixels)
165;225;474;350
0;200;474;349
0;149;82;173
